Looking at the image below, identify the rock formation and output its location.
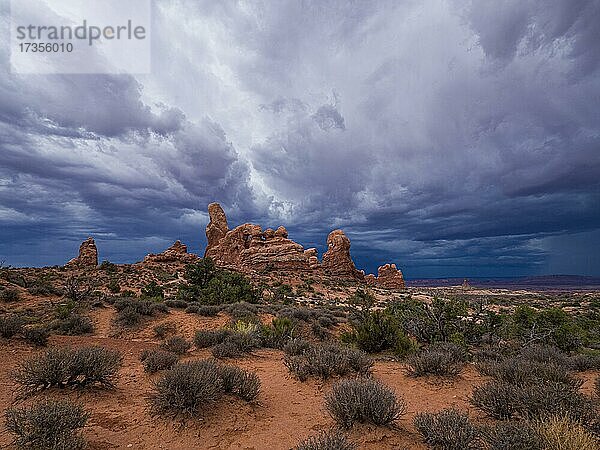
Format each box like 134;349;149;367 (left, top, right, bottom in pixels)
203;203;404;285
205;213;311;272
321;230;364;280
304;248;320;269
66;237;98;268
205;202;229;257
365;263;406;289
144;240;198;264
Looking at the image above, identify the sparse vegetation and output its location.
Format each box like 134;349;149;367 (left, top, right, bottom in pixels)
160;336;191;355
150;359;260;417
414;408;479;450
114;298;167;327
219;364;261;400
5;399;89;450
481;421;541;450
284;343;372;381
178;258;258;305
141;281;164;299
13;346;122;395
536;416;598;450
23;326;50;347
295;429;357;450
325;378;405;428
140;349;179;373
406;343;466;377
0;313;24;338
0;287;21;302
52;313;93;335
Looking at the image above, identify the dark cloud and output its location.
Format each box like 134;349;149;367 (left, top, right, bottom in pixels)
0;0;599;277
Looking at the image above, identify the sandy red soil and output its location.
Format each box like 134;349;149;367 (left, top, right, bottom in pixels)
1;307;598;449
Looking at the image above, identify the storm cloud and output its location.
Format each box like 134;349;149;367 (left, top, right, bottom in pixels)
1;0;599;277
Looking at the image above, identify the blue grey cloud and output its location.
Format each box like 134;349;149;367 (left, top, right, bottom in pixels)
0;0;599;277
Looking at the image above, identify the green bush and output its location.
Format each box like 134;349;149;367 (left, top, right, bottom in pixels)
342;309;416;357
388;298;470;344
5;399;88;450
413;408;479;450
325;378;405;428
509;306;583;351
261;317;296;348
141;281;164;299
178;259;257;305
14;346;122;394
295;429;356;450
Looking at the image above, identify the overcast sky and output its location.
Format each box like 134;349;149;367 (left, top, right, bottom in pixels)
1;0;599;278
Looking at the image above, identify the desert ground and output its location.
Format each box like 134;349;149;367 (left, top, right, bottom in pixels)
1;261;599;449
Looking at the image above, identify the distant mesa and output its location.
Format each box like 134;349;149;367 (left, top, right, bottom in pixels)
65;237;98;269
64;202;406;290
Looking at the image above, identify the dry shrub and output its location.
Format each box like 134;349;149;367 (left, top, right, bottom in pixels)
150;360;223;417
477;357;577;386
536;416;598;450
219;364;261;401
481;421;542;450
5;399;88;450
150;359;261;417
284;343;372;381
194;329;233;348
325;378;405;428
283;338;312;356
295;429;357;450
413;408;479;450
470;380;593;421
0;314;24;338
406;347;465;377
13;346;122;395
160;336;191;355
23;326;50;347
52;314;93;335
140;349;178;373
